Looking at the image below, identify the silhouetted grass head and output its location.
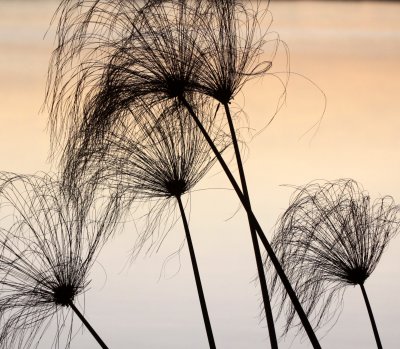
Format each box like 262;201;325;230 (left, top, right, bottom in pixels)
47;0;211;153
0;172;120;348
62;98;228;257
266;179;400;335
64;97;226;195
193;0;277;105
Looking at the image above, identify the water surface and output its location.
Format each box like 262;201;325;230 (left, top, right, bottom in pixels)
0;1;399;348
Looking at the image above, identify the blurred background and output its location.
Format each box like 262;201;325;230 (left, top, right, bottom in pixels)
0;1;399;348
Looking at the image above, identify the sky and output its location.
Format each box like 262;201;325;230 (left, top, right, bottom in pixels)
0;1;400;348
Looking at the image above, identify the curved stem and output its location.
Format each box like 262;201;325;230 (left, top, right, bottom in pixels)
223;103;278;348
180;95;320;349
360;284;383;349
176;195;216;349
69;302;109;349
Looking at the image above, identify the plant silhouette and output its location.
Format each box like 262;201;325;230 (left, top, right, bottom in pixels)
265;179;399;348
46;0;209;154
62;99;226;349
46;1;321;346
0;172;120;349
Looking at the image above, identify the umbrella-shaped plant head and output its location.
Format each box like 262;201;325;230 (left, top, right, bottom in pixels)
193;0;278;105
62;97;227;230
266;179;399;348
0;172;120;349
46;0;212;153
62;98;227;349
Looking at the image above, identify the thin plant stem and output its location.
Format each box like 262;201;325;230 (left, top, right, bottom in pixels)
223;103;278;349
69;302;110;349
179;95;321;349
360;284;383;349
176;195;216;349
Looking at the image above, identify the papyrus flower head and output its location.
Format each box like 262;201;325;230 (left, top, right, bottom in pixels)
0;173;120;348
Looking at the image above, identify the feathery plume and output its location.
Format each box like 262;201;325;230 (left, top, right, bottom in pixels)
0;172;120;349
266;179;399;348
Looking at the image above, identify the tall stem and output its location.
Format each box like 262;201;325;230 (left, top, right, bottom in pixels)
360;283;383;349
223;103;278;349
69;302;109;349
179;95;321;349
176;195;216;349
